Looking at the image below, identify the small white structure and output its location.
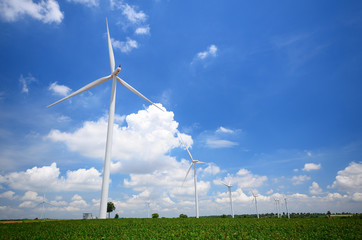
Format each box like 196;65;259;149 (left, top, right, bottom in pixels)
83;213;93;219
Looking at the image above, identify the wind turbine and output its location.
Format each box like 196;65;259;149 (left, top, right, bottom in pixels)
146;200;151;218
47;19;163;219
251;191;259;219
179;133;207;218
273;197;280;218
283;195;290;219
35;194;54;219
221;181;234;218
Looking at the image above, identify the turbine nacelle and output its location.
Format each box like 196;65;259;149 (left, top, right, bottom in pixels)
112;65;121;76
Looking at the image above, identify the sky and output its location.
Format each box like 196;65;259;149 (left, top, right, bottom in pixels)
0;0;362;219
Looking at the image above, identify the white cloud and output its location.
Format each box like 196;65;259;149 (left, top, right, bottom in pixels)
19;74;36;94
0;163;102;192
135;26;150;35
48;105;193;174
49;82;72;97
309;181;323;195
292;175;311;185
202;164;220;175
0;0;64;24
205;139;238;148
67;0;98;7
121;3;147;23
111;37;138;53
302;163;321;171
216;126;234;134
330;162;362;194
214;168;267;189
196;45;218;60
0;190;15;199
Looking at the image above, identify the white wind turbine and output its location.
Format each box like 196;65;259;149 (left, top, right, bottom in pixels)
47;19;163;219
146;200;151;218
221;181;234;218
251;191;259;219
179;133;207;218
274;197;280;218
283;195;290;219
35;194;54;219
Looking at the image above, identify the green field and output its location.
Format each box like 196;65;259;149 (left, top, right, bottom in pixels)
1;218;361;239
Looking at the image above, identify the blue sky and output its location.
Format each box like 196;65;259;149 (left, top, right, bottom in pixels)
0;0;361;219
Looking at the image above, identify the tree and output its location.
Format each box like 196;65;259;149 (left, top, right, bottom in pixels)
152;213;159;218
115;213;119;219
179;214;188;218
107;202;116;219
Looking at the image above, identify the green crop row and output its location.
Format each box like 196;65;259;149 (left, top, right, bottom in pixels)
1;218;361;239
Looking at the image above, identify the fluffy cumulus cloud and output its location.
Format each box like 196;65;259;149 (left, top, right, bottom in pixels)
0;191;15;199
47;105;193;174
0;163;102;192
203;126;239;149
48;82;72;97
19;74;36;94
135;26;150;35
216;126;234;134
0;0;63;24
196;45;218;60
111;37;138;53
330;162;362;194
292;175;311;185
119;2;147;23
309;181;323;195
302;163;321;171
214;168;267;189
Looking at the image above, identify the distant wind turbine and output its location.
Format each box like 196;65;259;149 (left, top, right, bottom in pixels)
35;194;54;219
283;195;290;219
47;19;163;219
274;197;280;218
146;201;151;218
251;191;259;219
221;181;234;218
179;133;207;218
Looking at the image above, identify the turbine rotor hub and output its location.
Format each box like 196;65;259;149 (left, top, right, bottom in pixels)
112;65;121;76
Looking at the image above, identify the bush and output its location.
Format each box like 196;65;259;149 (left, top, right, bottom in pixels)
115;214;119;219
152;213;159;218
179;214;188;218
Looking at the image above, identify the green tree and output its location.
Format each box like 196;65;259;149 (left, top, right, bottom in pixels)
152;213;159;218
179;214;188;218
107;202;116;219
114;213;119;219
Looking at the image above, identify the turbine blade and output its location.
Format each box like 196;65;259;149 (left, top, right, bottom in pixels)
177;133;194;161
221;181;228;187
106;18;115;73
182;163;193;186
197;161;208;164
116;77;164;112
47;75;112;108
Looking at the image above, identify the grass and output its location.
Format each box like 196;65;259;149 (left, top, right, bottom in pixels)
0;218;361;239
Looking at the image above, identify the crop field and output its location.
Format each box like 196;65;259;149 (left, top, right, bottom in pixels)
1;218;361;239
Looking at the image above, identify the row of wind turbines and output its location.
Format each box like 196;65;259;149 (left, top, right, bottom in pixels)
47;19;290;219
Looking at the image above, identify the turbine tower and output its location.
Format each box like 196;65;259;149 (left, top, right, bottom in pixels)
251;191;259;219
35;194;54;219
179;133;207;218
221;181;234;218
274;198;280;218
283;195;290;219
47;19;163;219
146;201;151;218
